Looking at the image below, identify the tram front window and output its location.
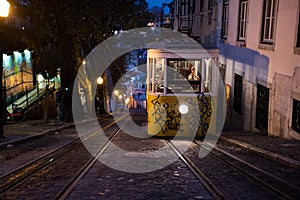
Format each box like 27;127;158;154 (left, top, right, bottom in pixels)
167;60;202;94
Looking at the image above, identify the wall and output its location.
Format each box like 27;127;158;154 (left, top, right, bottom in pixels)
218;0;300;139
270;67;300;140
219;43;270;131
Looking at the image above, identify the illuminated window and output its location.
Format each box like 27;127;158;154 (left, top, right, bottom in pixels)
292;99;300;134
148;58;154;92
261;0;278;44
221;0;229;39
153;58;164;93
148;58;164;93
167;59;203;94
238;0;248;41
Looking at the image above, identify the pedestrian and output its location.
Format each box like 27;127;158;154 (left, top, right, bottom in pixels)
63;88;72;122
95;97;100;114
56;87;64;120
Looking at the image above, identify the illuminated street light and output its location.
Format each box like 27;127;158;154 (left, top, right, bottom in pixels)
97;76;103;85
0;0;10;138
0;0;10;17
97;76;104;116
147;22;154;27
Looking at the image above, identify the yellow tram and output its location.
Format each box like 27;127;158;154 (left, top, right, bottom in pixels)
146;47;220;138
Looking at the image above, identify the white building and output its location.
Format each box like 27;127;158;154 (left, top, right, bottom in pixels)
169;0;300;140
219;0;300;140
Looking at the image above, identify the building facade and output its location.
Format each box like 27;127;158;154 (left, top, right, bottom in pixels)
219;0;300;140
169;0;300;140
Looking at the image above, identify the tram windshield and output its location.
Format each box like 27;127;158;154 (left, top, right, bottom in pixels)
148;58;212;94
167;60;203;94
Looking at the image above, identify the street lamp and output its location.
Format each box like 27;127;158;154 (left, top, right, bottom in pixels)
97;76;104;116
0;0;10;138
0;0;10;17
97;76;103;85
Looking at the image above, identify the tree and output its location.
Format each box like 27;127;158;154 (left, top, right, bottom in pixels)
11;0;152;116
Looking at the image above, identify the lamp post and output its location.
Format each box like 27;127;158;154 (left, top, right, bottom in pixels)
97;76;104;117
0;0;10;138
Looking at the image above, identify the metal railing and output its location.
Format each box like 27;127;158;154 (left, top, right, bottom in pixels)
6;80;55;114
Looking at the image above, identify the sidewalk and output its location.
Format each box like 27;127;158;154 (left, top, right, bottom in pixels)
221;130;300;168
0;119;74;149
0;119;299;168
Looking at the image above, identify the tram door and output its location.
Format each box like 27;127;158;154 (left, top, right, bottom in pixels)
256;83;269;133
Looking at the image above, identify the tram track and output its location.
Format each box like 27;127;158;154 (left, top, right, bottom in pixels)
166;139;300;199
203;141;300;195
167;139;227;200
56;116;130;199
1;111;298;199
191;140;299;199
0;115;128;199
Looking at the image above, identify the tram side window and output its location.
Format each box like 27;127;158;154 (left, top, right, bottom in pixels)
154;58;164;93
148;58;154;92
167;60;202;93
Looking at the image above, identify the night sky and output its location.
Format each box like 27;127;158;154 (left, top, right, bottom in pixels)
147;0;168;8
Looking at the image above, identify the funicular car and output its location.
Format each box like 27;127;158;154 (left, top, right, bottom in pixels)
146;44;220;138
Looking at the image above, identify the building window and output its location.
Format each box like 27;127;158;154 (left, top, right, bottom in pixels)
178;0;189;16
292;99;300;134
193;0;196;13
238;0;248;41
199;0;204;14
208;0;213;10
261;0;278;44
221;0;229;39
233;74;242;115
296;3;300;48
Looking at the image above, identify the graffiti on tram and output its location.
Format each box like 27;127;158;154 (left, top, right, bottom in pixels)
150;96;181;134
148;94;212;137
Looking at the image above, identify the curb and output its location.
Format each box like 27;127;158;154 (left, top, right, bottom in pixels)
220;136;300;169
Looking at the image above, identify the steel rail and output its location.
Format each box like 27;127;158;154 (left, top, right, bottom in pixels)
57;115;131;200
167;140;228;200
0;115;127;196
194;141;297;200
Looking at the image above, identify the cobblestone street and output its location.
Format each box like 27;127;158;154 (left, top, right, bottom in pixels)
0;115;299;199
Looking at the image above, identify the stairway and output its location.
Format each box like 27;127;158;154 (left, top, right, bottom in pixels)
6;81;55;114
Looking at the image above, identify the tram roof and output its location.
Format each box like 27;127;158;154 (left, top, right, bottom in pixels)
146;35;219;59
146;34;202;48
147;47;219;60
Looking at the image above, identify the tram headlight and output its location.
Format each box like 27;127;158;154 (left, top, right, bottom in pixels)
179;104;189;115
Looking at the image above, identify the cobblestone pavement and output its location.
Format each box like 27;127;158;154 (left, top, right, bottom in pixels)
0;119;299;167
0;117;299;199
